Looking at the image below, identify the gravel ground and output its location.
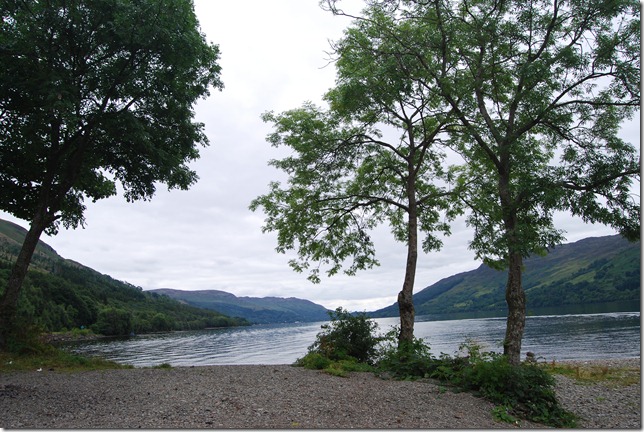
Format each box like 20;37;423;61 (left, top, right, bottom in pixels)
0;359;640;429
552;358;641;429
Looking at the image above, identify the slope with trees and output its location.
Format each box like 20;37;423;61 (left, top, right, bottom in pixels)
0;0;223;349
150;288;331;324
0;219;247;339
371;235;640;317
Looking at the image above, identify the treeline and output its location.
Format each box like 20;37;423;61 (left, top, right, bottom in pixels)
0;258;248;336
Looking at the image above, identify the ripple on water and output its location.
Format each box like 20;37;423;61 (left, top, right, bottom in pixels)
66;312;640;366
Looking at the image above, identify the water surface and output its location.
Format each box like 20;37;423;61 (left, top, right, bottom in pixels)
67;311;640;367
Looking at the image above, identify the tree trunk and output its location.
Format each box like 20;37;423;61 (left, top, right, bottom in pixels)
503;251;525;365
0;211;51;350
398;201;418;346
498;159;526;365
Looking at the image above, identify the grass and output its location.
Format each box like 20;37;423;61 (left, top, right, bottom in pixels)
294;352;375;377
542;361;640;387
0;346;132;373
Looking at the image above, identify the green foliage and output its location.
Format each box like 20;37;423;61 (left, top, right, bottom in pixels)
93;307;133;336
375;327;435;380
294;352;332;370
305;307;381;364
0;346;131;372
153;363;173;369
294;353;374;377
296;316;577;427
250;8;459;298
491;405;520;424
0;0;223;230
294;307;381;376
333;0;639;364
424;341;578;427
294;307;576;426
0;0;224;347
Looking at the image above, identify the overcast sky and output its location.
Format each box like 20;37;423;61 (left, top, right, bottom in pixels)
0;0;640;312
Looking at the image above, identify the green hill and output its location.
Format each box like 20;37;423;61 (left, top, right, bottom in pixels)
0;219;249;336
371;235;640;318
150;288;331;324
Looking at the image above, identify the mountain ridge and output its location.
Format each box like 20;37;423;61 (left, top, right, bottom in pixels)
371;234;640;317
149;288;331;324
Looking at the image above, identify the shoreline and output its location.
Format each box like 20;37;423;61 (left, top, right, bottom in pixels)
1;358;639;428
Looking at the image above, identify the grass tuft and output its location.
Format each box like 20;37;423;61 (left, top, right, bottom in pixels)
0;346;132;372
543;361;640;387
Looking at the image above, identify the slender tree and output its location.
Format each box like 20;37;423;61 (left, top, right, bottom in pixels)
0;0;223;349
250;9;460;344
325;0;640;364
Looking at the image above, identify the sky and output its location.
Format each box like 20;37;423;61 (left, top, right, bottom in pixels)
0;0;640;312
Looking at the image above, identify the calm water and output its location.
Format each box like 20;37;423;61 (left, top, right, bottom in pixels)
66;311;640;367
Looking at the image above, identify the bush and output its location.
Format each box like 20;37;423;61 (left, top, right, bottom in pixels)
294;352;332;370
426;340;577;427
375;326;436;379
295;314;576;427
305;307;380;364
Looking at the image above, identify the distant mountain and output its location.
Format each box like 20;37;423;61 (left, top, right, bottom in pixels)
0;218;248;335
149;288;331;324
371;235;640;318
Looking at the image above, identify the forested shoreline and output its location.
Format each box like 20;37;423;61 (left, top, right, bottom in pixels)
0;256;248;337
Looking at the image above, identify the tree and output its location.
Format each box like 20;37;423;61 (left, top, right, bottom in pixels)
325;0;640;363
250;9;460;344
0;0;223;349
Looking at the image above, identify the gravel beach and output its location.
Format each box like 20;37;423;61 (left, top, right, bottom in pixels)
0;358;640;429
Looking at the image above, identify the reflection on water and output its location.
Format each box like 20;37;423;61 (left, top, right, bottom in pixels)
66;312;640;367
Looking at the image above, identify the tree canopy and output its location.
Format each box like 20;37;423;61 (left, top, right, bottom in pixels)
0;0;222;231
322;0;640;363
251;5;462;342
0;0;223;349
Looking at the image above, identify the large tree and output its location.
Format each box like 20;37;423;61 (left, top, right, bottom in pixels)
326;0;640;364
0;0;223;348
250;10;460;344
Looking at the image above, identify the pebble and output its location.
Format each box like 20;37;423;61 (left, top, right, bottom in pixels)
0;360;639;428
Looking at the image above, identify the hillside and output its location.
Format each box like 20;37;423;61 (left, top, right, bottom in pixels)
371;235;640;317
0;219;249;336
150;288;331;324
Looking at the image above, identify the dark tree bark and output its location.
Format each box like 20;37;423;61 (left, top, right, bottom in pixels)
0;208;54;349
503;251;525;365
499;168;526;365
398;176;419;345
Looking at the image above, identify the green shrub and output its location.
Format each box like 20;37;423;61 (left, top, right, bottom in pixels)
306;307;380;364
294;352;332;370
295;351;375;377
376;327;436;379
153;362;173;369
294;307;380;377
425;341;577;427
